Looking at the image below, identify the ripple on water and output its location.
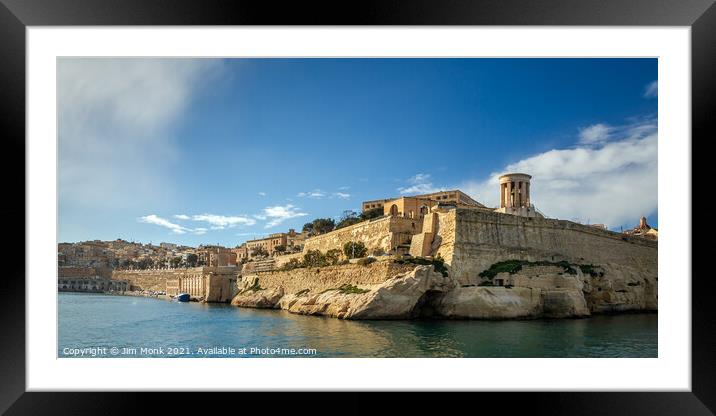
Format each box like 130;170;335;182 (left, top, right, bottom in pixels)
58;293;657;358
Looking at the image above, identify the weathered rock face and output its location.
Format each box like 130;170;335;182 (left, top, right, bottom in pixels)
434;287;543;319
233;265;455;319
230;260;655;320
541;289;590;318
230;275;284;308
434;286;590;319
581;264;657;313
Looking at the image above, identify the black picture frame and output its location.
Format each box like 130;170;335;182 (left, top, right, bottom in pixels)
1;0;709;413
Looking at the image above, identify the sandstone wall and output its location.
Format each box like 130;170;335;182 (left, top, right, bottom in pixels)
441;209;657;285
112;268;205;292
238;260;416;297
273;252;303;268
112;266;238;302
302;216;422;254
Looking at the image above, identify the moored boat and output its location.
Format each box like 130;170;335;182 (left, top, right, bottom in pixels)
174;293;190;302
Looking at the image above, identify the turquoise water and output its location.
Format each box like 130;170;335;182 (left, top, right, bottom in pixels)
58;292;657;358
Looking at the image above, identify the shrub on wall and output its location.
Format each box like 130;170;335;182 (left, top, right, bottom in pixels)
343;241;367;259
279;258;303;271
325;249;343;265
303;249;329;268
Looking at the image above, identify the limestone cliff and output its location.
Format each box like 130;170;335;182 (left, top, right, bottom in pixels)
229;259;656;320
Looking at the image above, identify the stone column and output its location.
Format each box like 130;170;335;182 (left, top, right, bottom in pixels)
505;181;511;207
525;182;530;206
500;183;505;208
518;181;523;207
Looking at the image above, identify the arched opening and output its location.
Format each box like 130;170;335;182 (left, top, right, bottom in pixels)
419;205;429;216
389;204;399;216
410;290;444;318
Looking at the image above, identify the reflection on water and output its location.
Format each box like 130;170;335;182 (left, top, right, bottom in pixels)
58;293;657;358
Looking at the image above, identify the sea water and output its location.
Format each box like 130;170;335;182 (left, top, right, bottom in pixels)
58;292;657;358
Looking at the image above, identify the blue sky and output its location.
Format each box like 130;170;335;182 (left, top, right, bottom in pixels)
58;58;658;246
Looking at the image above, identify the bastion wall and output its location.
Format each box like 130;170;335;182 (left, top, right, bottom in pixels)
239;260;416;296
440;209;658;285
302;215;421;255
111;266;238;302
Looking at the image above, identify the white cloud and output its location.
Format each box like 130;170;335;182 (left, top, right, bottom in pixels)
138;215;192;235
578;123;612;145
409;173;431;184
58;58;221;210
297;189;327;199
398;173;443;195
461;119;657;229
259;204;309;228
333;192;351;200
258;192;267;197
141;213;255;234
187;214;256;229
644;80;658;98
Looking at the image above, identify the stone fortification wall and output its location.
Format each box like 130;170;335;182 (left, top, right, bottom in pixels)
112;268;205;292
439;209;657;285
112;266;238;302
302;216;421;254
273;252;304;268
239;260;416;296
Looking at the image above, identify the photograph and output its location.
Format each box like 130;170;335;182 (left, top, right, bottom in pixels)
56;57;659;359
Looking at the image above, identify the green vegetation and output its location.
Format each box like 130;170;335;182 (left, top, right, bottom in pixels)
579;264;604;277
325;249;342;265
302;248;345;268
273;244;286;254
302;222;314;233
251;246;269;258
335;208;385;230
279;258;303;271
312;218;336;235
394;255;448;277
337;284;370;294
335;210;363;230
478;260;527;279
305;208;386;235
361;207;384;220
186;253;198;267
343;241;368;259
479;260;605;280
356;257;376;266
169;256;182;268
303;249;329;268
244;279;265;292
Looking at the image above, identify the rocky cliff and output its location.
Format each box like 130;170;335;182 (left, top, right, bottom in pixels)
230;259;656;320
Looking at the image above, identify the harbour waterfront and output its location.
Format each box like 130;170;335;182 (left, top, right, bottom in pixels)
59;292;657;358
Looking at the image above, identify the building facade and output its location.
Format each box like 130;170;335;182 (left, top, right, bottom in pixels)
197;245;237;267
362;189;484;213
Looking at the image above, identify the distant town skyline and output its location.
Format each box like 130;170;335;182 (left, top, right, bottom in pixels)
58;58;658;246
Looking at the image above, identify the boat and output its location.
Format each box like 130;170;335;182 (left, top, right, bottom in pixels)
174;293;190;302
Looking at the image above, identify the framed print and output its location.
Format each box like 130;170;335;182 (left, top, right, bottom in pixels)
2;0;711;413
